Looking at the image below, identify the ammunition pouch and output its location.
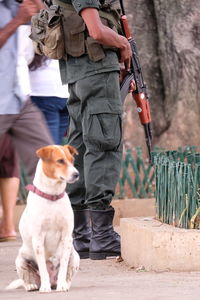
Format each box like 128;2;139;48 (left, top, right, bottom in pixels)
60;4;86;57
30;5;65;60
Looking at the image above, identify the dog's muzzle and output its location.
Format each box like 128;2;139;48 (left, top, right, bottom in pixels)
70;170;79;183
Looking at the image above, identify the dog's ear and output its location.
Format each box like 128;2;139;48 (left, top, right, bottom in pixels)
63;145;78;157
36;146;54;161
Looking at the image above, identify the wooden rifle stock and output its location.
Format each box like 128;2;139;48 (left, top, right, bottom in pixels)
120;16;132;40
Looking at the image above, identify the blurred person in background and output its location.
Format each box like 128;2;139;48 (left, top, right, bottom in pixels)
0;134;20;241
0;0;53;241
29;54;70;145
17;24;70;145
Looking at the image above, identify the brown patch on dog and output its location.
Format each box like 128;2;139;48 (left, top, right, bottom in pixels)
36;145;78;179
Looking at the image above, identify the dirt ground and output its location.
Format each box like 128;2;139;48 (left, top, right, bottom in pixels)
1;237;200;300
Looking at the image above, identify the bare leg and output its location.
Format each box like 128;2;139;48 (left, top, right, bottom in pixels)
0;177;19;239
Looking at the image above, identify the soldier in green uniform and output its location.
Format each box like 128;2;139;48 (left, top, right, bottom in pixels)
53;0;131;260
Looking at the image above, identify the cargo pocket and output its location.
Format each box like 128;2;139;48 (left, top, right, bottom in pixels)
62;10;86;57
84;101;122;152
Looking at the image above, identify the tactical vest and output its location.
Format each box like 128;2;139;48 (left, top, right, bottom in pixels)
30;0;122;61
53;0;123;61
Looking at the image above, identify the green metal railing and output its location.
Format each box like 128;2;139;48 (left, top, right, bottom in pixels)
18;162;29;204
18;145;200;230
116;147;155;199
18;146;155;202
152;146;200;229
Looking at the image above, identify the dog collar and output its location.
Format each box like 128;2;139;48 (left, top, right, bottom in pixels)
25;184;65;201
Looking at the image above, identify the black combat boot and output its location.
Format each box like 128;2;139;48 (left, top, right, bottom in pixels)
89;207;121;260
73;209;91;259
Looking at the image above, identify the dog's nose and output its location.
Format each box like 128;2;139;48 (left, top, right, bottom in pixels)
73;171;79;181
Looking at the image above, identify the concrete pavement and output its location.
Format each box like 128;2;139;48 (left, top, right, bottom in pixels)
1;236;200;300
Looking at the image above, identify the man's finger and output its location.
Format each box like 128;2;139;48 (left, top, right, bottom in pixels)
124;57;131;72
129;80;136;93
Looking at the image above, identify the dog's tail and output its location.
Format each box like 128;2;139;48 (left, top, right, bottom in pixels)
5;279;24;290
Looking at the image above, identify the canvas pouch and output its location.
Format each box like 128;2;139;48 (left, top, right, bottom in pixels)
30;5;65;60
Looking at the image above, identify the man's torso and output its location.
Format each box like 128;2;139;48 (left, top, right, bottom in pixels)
0;0;24;115
55;0;120;84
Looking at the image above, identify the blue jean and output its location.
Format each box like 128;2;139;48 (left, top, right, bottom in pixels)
31;96;69;145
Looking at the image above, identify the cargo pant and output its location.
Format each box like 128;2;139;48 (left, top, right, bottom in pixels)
67;71;122;209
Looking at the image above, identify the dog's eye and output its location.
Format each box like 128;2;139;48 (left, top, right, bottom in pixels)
57;159;65;164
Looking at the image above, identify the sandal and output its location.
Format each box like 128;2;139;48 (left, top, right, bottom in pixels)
0;232;17;242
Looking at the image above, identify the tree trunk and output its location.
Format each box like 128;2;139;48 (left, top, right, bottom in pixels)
123;0;200;153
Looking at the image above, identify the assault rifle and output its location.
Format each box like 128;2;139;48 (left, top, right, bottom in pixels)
119;0;152;162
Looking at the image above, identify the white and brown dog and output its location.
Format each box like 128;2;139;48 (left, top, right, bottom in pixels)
7;145;80;293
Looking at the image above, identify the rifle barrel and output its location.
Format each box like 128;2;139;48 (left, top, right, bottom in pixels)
119;0;126;16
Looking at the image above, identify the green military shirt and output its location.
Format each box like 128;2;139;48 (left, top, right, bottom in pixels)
56;0;120;84
60;0;100;15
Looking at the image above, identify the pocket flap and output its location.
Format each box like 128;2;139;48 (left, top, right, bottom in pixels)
70;22;85;34
88;100;122;115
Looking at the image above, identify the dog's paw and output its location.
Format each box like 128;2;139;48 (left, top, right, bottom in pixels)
56;280;70;292
39;284;51;293
25;283;39;291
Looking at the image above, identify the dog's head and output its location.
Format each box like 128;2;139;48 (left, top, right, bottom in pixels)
36;145;79;183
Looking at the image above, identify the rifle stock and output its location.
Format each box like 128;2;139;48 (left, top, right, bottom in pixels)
119;8;153;162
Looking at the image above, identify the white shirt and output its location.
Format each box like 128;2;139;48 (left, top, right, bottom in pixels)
17;25;34;97
17;25;69;99
29;59;69;98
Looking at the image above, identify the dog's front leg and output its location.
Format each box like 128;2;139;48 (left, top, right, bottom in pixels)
56;235;73;292
32;236;51;293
